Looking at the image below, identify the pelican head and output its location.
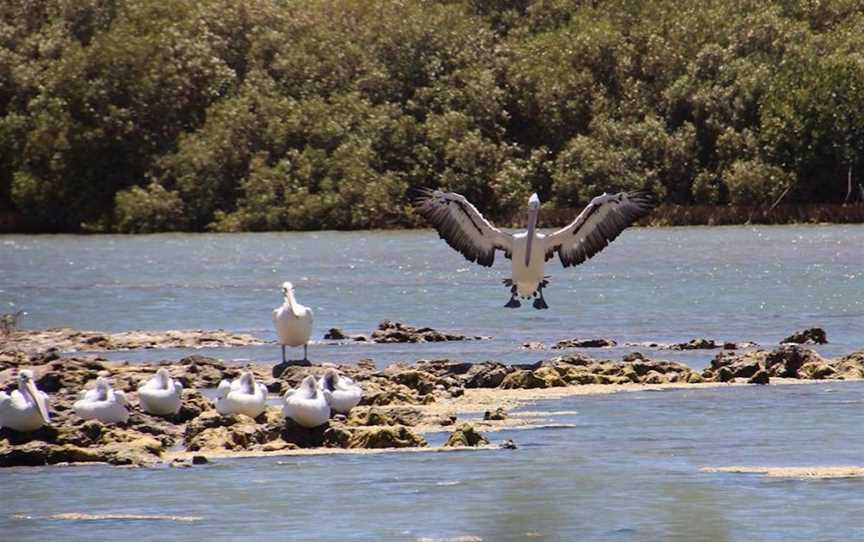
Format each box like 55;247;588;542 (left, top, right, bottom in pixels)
281;282;294;296
321;369;338;392
155;368;170;389
528;193;540;211
18;369;50;424
94;377;110;401
299;375;318;399
239;371;256;394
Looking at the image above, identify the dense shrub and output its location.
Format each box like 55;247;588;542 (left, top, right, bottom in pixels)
0;0;863;232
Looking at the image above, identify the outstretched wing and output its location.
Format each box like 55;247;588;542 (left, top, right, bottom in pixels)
543;191;655;268
412;188;513;267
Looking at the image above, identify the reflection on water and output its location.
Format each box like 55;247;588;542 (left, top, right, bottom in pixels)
1;226;863;540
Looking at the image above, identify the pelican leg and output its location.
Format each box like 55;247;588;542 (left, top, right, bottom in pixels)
281;345;286;364
303;344;308;362
505;295;521;308
532;287;549;310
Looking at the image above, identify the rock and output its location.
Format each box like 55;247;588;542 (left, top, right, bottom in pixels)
483;407;507;421
184;411;278;452
500;439;518;450
781;328;828;345
324;328;348;340
347;407;423;427
764;345;823;378
444;424;489;447
748;370;770;385
716;366;734;382
324;424;427;449
622;352;646;362
552;338;617;349
805;364;836;380
500;369;547;389
522;341;546;350
388;370;437;395
832;351;864;379
669;338;718;350
191;454;208;465
370;320;482;343
3;328;264;354
461;363;512;388
533;366;566;387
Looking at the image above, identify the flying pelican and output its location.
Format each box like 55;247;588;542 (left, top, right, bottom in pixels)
413;189;655;308
273;281;313;364
283;375;331;428
215;371;268;418
73;377;129;424
318;369;362;414
0;370;50;432
137;368;183;416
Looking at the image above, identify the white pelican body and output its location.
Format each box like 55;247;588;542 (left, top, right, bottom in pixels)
414;189;655;309
138;368;183;415
0;370;50;432
215;372;268;418
283;376;331;428
74;378;129;424
273;281;314;363
319;369;362;414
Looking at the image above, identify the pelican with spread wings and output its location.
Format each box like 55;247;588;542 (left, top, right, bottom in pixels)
413;189;655;309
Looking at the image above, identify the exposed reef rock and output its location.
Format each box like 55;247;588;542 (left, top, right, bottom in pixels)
445;424;489;447
552;338;617;349
323;328;369;342
2;328;265;354
781;328;828;345
370;320;484;343
669;338;718;350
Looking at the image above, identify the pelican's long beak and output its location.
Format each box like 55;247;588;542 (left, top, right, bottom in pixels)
525;199;539;267
25;379;50;424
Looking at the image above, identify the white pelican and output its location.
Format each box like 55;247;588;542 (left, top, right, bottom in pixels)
214;371;268;418
0;370;50;432
283;375;331;428
73;377;129;424
413;189;655;308
137;368;183;416
273;281;314;364
318;369;362;414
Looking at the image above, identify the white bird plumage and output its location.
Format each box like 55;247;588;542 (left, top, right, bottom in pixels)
215;371;268;418
413;189;655;309
73;377;129;424
273;281;314;364
137;368;183;416
283;375;331;428
0;369;50;432
318;369;362;414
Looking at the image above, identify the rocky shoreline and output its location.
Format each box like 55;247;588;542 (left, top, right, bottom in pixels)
1;333;862;468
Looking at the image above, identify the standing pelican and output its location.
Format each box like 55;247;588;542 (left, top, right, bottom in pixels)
273;282;313;364
413;189;655;308
0;370;50;432
283;375;331;428
137;368;183;416
215;371;268;418
73;377;129;424
318;369;362;414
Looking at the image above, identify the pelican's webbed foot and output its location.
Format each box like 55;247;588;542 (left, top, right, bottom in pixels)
532;297;549;310
505;296;521;308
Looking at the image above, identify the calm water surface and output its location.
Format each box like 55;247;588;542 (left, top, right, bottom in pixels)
1;225;863;541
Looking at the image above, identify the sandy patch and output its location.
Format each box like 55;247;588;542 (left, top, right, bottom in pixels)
701;466;864;479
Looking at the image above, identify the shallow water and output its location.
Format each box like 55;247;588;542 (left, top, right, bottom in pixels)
1;225;863;541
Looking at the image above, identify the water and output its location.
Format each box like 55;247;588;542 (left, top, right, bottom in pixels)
1;225;864;541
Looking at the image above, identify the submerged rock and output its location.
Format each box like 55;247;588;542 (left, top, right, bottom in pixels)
444;424;489;447
552;338;617;349
781;328;828;345
483;407;507;421
370;320;483;343
669;338;718;350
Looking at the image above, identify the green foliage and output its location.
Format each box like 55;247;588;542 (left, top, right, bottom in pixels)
1;0;863;232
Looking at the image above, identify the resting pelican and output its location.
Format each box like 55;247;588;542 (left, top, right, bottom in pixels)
283;375;331;428
413;189;655;308
318;369;362;414
137;368;183;416
215;371;268;418
0;370;50;432
74;377;129;424
273;281;314;364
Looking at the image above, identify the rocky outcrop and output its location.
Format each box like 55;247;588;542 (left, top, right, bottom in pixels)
483;407;507;421
324;424;427;449
323;328;368;342
552;338;617;349
444;424;489;447
781;328;828;345
3;328;265;354
669;338;718;350
370;320;483;343
703;344;857;381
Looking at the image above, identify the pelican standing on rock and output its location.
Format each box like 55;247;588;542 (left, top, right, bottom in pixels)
273;282;313;364
413;189;655;309
0;370;50;432
137;368;183;416
73;377;129;424
318;369;362;414
215;371;268;418
283;375;331;428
